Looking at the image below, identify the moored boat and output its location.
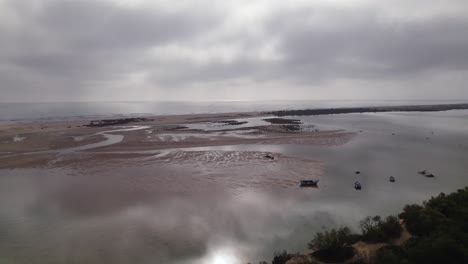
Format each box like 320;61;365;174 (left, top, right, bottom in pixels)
300;180;319;187
419;170;435;178
354;181;362;190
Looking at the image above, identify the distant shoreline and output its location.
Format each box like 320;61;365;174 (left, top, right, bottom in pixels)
268;103;468;116
2;102;468;126
1;103;468;135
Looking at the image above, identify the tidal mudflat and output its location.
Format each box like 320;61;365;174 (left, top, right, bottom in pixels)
1;108;468;263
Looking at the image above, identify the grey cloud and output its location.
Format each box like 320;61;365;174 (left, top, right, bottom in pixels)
267;8;468;81
147;6;468;88
0;0;218;101
35;1;207;50
1;0;468;101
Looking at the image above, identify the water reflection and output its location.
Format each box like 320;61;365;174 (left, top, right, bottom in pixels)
1;110;468;263
0;165;361;263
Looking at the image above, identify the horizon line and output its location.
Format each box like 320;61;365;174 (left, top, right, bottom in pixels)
2;99;468;104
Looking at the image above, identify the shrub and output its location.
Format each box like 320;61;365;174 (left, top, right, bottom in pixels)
308;227;356;263
360;215;402;243
302;187;468;264
375;245;409;264
272;250;298;264
400;201;455;237
396;187;468;263
308;227;353;251
399;204;424;235
406;235;467;264
380;216;403;240
360;216;385;242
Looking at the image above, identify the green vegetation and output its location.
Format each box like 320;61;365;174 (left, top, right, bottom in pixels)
271;250;298;264
307;227;357;262
374;245;408;264
308;227;352;251
260;187;468;264
360;215;402;243
392;187;468;264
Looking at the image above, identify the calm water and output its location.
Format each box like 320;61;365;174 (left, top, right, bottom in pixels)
1;110;468;263
2;100;468;124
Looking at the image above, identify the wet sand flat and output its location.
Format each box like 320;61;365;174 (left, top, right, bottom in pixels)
0;111;328;193
0;112;353;169
0;112;261;153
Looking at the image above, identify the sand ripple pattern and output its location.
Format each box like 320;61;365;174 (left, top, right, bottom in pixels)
140;150;324;193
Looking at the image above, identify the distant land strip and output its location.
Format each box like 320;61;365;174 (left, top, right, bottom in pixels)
268;103;468;116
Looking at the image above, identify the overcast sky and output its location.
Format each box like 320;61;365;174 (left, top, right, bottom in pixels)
1;0;468;102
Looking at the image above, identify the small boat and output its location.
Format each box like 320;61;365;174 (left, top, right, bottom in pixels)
389;176;395;182
354;181;362;190
300;180;319;187
418;170;435;178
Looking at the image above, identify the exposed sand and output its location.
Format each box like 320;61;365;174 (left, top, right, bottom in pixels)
0;112;353;170
0;112;261;152
0;112;350;195
0;153;57;169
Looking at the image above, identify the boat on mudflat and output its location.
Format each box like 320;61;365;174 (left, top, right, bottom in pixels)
300;180;319;187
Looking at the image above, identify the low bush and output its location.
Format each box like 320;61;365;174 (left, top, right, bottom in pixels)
360;215;402;243
307;227;356;262
375;245;408;264
271;250;298;264
268;187;468;264
308;227;353;251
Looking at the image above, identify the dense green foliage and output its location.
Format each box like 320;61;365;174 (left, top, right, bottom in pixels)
307;227;354;251
307;227;357;262
271;250;297;264
305;216;402;262
390;187;468;264
263;187;468;264
374;245;409;264
360;215;402;243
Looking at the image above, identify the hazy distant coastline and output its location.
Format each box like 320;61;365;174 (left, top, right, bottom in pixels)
269;103;468;116
2;101;468;125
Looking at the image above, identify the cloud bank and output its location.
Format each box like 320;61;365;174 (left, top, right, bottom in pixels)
1;0;468;101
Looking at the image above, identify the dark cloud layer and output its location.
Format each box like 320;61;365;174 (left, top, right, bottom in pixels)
1;0;468;101
270;10;468;80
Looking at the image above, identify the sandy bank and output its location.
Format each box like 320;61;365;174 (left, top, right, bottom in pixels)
0;111;353;155
0;111;354;171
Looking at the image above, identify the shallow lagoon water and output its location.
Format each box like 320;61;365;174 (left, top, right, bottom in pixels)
1;110;468;263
